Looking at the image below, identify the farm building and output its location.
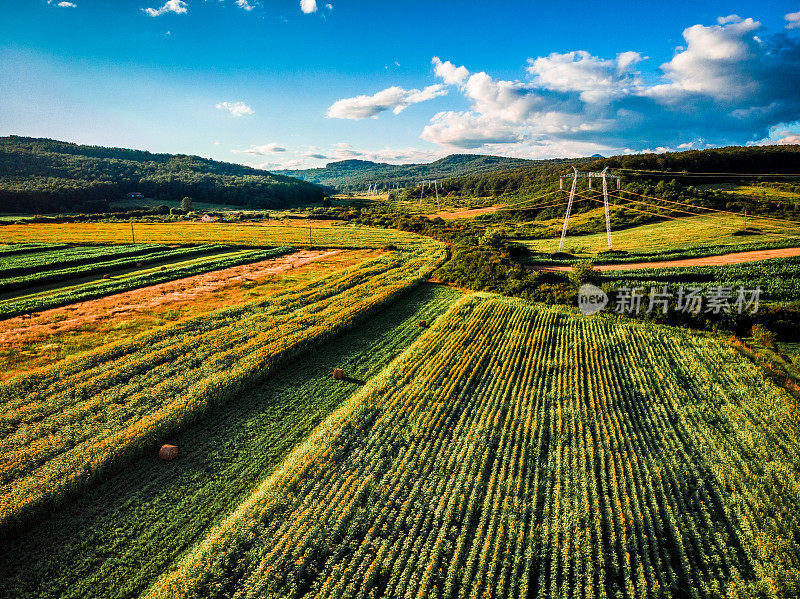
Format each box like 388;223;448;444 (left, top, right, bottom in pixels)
126;192;144;199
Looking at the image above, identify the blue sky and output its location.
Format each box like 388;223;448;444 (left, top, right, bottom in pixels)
2;1;800;169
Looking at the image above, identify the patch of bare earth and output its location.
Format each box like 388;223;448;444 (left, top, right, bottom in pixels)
428;205;502;220
0;249;368;379
533;246;800;272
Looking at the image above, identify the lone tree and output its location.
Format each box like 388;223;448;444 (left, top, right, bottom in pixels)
180;196;193;212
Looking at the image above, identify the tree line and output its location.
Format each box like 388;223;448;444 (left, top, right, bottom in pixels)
0;136;325;214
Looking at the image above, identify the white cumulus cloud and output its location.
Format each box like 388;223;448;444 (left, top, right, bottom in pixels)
326;85;448;119
421;112;521;148
786;10;800;29
143;0;187;17
300;0;317;14
421;13;800;153
526;50;643;103
232;143;286;155
432;57;469;86
215;101;254;117
236;0;255;10
647;16;763;103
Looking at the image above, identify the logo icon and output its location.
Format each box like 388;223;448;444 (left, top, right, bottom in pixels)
578;284;608;316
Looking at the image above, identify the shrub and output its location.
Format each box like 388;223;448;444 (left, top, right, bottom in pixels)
751;324;776;348
569;259;599;288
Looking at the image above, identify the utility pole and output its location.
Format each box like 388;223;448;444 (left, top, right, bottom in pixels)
434;180;440;211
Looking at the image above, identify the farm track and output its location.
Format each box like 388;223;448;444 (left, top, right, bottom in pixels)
0;249;339;349
533;246;800;272
146;295;800;599
0;285;462;599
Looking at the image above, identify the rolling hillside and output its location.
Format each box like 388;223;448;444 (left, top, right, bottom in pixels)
0;136;326;214
277;154;574;191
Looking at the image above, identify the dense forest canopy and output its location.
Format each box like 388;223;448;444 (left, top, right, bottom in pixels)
0;136;325;214
591;144;800;175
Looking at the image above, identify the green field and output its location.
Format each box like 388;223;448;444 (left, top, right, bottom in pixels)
2;216;799;599
522;213;800;255
143;294;800;599
700;183;800;203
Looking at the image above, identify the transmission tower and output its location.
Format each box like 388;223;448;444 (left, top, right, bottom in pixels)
558;166;620;252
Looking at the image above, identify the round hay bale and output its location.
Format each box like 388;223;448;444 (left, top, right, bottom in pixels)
160;266;166;271
136;262;143;267
418;320;428;328
332;368;345;380
102;274;111;279
159;444;179;461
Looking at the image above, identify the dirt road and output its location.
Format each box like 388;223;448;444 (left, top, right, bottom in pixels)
533;246;800;272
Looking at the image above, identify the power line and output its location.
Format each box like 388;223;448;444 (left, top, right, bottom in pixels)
617;188;800;227
607;192;800;233
499;189;563;209
574;190;800;240
614;168;800;178
498;198;579;213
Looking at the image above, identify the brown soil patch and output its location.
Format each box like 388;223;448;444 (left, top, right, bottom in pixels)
1;249;377;379
428;205;502;220
533;246;800;273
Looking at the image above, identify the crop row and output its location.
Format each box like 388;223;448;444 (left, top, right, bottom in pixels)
0;243;165;277
0;244;230;294
0;243;70;257
0;247;290;319
0;239;447;534
145;296;800;599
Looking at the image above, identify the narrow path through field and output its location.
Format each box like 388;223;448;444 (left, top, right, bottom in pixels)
533;245;800;272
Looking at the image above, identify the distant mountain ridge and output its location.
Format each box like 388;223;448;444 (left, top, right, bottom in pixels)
277;154;575;191
0;136;325;214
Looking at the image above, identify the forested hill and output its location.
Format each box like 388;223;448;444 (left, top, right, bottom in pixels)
277;154;559;191
590;144;800;177
0;136;325;213
417;145;800;200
